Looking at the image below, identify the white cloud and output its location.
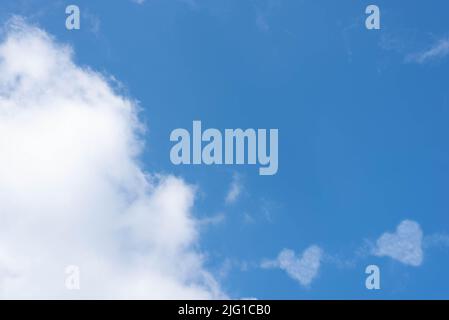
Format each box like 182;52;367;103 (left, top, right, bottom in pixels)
262;245;323;287
0;17;225;299
373;220;423;267
405;38;449;64
225;173;242;205
132;0;146;4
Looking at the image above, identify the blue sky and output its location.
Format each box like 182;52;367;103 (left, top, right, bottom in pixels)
1;0;449;299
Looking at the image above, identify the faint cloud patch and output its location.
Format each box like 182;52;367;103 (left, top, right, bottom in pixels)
253;0;281;32
84;10;101;36
217;258;250;279
243;212;255;224
322;252;357;269
379;32;408;53
179;0;198;9
259;198;281;222
424;233;449;248
256;13;270;32
198;213;226;227
225;173;242;205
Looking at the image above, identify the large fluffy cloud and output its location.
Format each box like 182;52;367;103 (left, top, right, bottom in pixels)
0;18;224;299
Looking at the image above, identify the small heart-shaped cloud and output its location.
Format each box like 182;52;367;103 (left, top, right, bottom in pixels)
262;245;323;287
373;220;423;266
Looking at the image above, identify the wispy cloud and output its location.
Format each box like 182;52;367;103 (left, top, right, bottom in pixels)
179;0;198;9
198;213;226;226
225;173;242;205
84;10;101;36
262;246;323;287
243;212;255;224
217;258;250;279
424;233;449;248
405;38;449;64
256;13;270;32
253;0;281;32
